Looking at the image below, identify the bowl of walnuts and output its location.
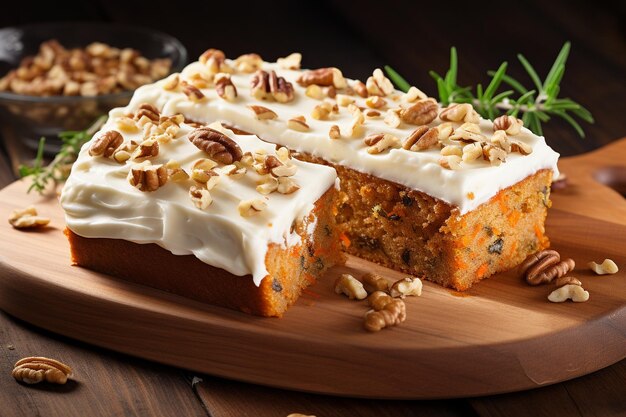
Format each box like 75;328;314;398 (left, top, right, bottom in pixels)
0;22;187;171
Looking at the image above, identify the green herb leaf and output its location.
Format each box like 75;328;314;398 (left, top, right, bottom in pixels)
384;65;411;92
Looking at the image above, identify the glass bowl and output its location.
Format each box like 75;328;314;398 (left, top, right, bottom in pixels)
0;22;187;174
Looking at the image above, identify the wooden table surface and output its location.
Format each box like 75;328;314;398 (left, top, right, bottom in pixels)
1;1;625;415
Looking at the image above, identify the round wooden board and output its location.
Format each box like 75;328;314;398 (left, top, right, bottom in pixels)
1;140;626;399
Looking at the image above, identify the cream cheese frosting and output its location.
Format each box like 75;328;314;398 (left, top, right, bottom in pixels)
61;119;337;285
121;58;559;215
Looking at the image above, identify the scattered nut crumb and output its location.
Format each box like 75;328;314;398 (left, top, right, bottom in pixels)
548;284;589;303
8;206;50;230
390;277;423;298
360;273;389;293
588;259;619;275
334;273;367;300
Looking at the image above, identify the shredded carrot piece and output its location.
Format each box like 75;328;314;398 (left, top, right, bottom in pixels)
455;257;468;270
339;232;351;248
476;263;489;278
508;211;521;227
533;224;543;240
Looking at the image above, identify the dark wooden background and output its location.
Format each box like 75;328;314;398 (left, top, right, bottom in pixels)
1;0;625;416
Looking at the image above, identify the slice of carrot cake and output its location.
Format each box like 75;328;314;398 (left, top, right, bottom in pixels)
112;49;559;291
60;111;344;317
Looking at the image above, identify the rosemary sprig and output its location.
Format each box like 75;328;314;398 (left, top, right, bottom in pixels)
19;116;107;193
384;42;593;137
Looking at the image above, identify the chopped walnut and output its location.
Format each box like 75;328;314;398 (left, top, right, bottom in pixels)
220;163;247;179
277;177;300;194
439;103;480;123
233;53;263;73
588;259;619;275
116;116;139;133
8;206;50;230
390;277;422;298
360;273;389;293
248;105;278;120
271;163;297;178
199;48;228;74
440;145;463;157
336;93;355;107
548;284;589;303
238;198;267;217
343;105;364;137
366;96;386;109
311;102;333;120
305;84;324;100
191;166;220;189
364;299;406;332
367;291;393;310
366;110;381;118
128;163;168;192
189;185;213;209
89;130;123;158
215;73;238;102
162;73;180;90
287;115;309;132
510;140;533;155
334;273;367;300
383;109;402;128
276;146;291;163
134;103;160;122
439;155;462;170
352;80;368;98
493;115;523;135
403;86;427;102
364;133;401;154
462;142;483;162
256;176;279;195
277;52;302;70
328;124;341;139
449;123;486;143
182;82;205;102
482;144;507;166
491;130;511;152
366;68;394;96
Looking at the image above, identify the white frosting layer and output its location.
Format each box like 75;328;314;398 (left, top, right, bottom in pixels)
124;59;559;214
61;120;337;286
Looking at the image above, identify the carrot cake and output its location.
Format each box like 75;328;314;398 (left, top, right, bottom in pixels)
111;49;559;291
60;112;344;317
60;48;560;314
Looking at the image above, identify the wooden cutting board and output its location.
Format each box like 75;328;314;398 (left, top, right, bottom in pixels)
0;139;625;400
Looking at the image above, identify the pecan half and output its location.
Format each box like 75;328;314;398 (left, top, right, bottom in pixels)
182;82;205;102
296;67;345;88
403;126;439;151
269;70;294;103
12;357;72;385
518;250;576;285
188;127;243;164
251;70;294;103
399;99;438;125
134;103;159;122
89;130;123;157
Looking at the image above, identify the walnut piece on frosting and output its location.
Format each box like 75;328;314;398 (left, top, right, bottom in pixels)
238;198;267;217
